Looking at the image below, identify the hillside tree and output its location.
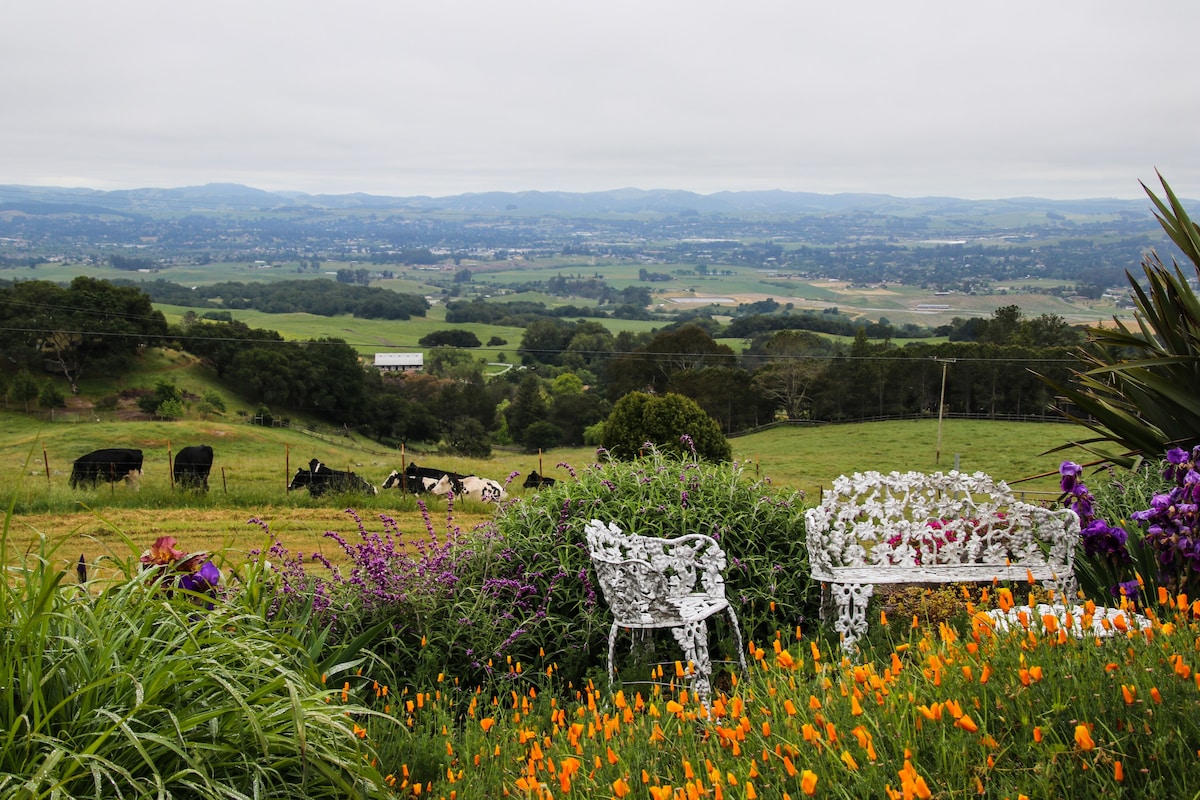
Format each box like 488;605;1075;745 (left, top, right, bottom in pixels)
0;277;168;393
602;391;731;461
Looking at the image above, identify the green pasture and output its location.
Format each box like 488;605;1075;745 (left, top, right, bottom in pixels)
474;259;1129;328
1;407;1092;581
157;300;667;360
3;408;1086;514
155;303;532;360
3;260;361;287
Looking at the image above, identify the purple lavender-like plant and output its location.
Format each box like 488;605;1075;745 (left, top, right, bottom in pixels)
1130;446;1200;582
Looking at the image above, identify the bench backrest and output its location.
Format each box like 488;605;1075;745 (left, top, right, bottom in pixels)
804;470;1078;582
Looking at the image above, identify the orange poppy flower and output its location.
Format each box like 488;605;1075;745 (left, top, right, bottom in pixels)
800;770;818;796
955;714;979;733
1074;724;1095;751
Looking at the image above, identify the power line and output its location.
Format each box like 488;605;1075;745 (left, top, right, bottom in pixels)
3;297;169;324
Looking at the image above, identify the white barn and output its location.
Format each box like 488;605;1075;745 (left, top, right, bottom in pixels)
374;352;424;373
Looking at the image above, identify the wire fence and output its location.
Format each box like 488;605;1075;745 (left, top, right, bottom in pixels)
727;410;1073;438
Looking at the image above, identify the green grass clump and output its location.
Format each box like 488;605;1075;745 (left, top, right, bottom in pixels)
0;520;395;798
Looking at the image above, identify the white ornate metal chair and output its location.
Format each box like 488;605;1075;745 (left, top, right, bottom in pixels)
584;519;747;705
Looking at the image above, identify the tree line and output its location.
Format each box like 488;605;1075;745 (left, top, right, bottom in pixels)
121;278;429;320
0;277;1088;456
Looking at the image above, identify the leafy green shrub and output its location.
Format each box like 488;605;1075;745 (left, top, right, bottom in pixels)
38;380;66;409
137;378;182;415
156;397;185;419
583;421;604;446
272;444;814;691
94;394;119;412
8;368;38;412
203;389;227;411
521;419;564;451
445;416;492;457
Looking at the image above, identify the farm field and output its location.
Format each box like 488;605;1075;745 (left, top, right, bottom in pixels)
153;301;669;361
471;259;1131;327
4;259;414;289
7;258;1133;341
153;302;535;361
4;411;1092;572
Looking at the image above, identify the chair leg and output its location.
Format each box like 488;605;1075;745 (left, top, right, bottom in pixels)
725;605;748;677
607;622;620;691
670;621;712;706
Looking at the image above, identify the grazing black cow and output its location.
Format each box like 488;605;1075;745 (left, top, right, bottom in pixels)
69;448;144;489
523;470;556;489
288;458;377;497
382;463;464;495
173;445;214;491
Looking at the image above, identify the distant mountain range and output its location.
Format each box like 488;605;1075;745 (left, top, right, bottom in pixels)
0;181;1166;219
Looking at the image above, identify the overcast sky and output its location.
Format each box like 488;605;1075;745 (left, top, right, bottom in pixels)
4;1;1198;200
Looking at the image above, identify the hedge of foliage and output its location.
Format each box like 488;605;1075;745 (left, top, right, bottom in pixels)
259;442;814;691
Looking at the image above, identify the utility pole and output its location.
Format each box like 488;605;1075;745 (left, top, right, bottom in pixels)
934;358;957;465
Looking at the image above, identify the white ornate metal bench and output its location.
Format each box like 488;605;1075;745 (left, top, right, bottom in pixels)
803;470;1080;652
585;519;748;705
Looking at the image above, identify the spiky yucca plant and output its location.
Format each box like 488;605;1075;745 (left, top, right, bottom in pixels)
1045;173;1200;466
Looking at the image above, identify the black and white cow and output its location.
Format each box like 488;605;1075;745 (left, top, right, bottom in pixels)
69;448;144;489
431;474;508;503
288;459;378;497
382;463;465;495
173;444;214;491
522;470;557;489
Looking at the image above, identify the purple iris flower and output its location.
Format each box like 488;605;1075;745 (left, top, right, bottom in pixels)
1060;461;1083;493
178;560;221;609
1080;519;1132;564
1110;579;1141;599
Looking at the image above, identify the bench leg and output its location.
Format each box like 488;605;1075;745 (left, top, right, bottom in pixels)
830;582;874;653
1042;573;1078;603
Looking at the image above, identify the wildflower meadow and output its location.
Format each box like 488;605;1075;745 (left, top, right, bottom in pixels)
7;437;1200;800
